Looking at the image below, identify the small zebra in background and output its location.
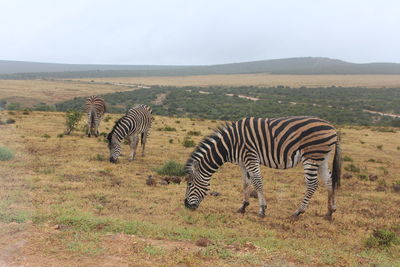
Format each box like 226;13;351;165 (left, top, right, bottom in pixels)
85;96;106;137
184;116;341;220
107;104;153;163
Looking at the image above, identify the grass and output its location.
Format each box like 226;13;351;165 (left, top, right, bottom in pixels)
0;146;14;161
0;111;399;266
182;137;196;148
344;164;360;173
364;229;398;248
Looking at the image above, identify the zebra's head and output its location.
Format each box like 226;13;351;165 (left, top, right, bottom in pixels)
184;159;209;210
107;132;121;163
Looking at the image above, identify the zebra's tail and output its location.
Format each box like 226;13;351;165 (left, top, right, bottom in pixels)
332;135;342;190
89;108;95;129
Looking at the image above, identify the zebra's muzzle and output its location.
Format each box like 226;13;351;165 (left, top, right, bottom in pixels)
184;198;198;210
109;157;118;164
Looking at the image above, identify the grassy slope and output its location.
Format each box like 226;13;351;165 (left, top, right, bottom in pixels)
0;110;399;266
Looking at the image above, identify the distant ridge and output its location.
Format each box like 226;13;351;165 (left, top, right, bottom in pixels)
1;57;400;79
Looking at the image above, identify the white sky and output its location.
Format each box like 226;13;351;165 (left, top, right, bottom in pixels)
0;0;399;65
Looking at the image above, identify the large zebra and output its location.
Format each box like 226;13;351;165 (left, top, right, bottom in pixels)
85;96;106;137
107;104;153;163
184;116;341;220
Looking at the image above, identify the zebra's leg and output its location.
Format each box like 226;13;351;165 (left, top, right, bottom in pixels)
94;116;100;137
141;131;148;157
245;160;267;218
128;135;139;161
318;158;336;221
292;161;319;218
237;165;251;214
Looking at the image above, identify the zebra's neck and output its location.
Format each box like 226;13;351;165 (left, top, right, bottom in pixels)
109;117;135;143
187;127;237;177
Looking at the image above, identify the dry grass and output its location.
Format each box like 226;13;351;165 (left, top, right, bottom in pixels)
0;79;135;107
0;111;399;266
77;74;400;88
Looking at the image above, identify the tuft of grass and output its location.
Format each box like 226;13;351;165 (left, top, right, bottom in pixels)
378;166;389;175
344;164;360;173
91;154;105;161
376;145;383;150
0;146;14;161
57;133;64;138
42;134;51;138
157;126;176;131
6;118;16;124
358;174;368;181
143;244;165;256
364;229;398;248
343;155;353;162
187;130;202;136
155;160;186;176
367;158;376;163
182;137;196;148
169;139;173;144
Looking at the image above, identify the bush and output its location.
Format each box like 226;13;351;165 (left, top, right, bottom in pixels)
7;102;21;110
57;133;64;138
376;145;383;150
365;229;398;248
42;134;51;138
187;130;201;136
155;160;185;176
0;147;14;161
65;110;83;135
6;119;16;124
182;137;196;148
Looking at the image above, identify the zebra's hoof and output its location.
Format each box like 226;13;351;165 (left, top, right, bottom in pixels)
324;212;333;221
237;208;246;214
258;213;265;218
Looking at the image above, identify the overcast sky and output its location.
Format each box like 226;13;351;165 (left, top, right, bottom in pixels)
0;0;399;65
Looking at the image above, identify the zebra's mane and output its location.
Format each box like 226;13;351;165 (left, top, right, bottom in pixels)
107;116;126;143
185;121;232;174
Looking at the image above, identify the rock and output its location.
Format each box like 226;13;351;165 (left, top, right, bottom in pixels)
343;173;353;179
170;176;181;184
393;184;400;193
54;224;69;230
368;175;378;181
163;177;171;184
159;180;169;185
209;191;220;196
146;175;156;186
250;190;258;198
195;238;213;247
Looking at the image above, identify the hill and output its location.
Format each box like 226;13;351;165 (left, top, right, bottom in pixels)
2;57;400;79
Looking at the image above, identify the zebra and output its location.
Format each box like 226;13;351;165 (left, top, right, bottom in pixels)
184;116;341;220
85;96;106;137
107;104;153;163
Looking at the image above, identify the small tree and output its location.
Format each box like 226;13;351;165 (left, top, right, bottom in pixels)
65;110;83;135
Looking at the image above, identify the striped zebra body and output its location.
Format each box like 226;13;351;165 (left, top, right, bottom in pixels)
184;116;341;220
85;96;106;137
107;104;153;163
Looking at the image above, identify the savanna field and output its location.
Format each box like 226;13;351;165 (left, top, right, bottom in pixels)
0;77;400;266
0;108;399;266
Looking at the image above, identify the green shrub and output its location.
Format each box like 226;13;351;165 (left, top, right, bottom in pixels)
65;110;83;135
155;160;185;176
169;139;173;144
376;145;383;150
0;147;14;161
182;137;196;148
6;119;15;124
358;174;367;181
187;130;201;136
344;164;360;173
57;133;64;138
42;134;51;138
365;229;397;248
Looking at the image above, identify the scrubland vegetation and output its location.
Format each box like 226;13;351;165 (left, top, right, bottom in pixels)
0;110;399;266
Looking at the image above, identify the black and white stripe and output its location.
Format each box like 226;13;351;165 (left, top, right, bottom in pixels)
107;104;153;163
85;96;106;137
184;116;341;220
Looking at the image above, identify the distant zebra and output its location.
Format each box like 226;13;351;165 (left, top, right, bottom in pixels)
184;116;341;220
85;96;106;137
107;104;153;163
